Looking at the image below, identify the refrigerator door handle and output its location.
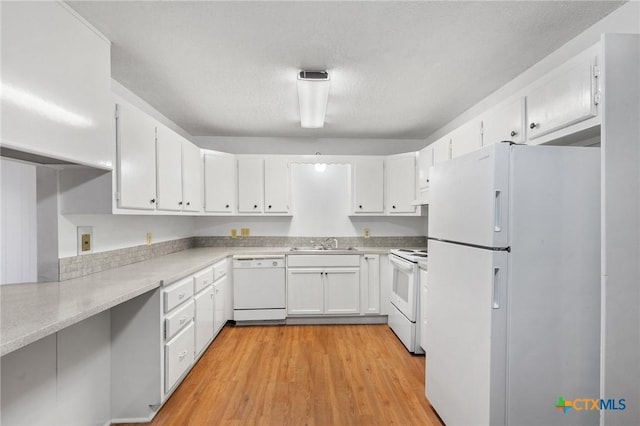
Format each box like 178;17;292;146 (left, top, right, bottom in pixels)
492;267;501;309
494;190;502;232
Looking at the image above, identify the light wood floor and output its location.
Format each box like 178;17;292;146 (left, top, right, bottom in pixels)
134;324;444;426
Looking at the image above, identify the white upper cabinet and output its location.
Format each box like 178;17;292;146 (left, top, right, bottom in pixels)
352;158;385;214
417;145;434;191
481;97;526;146
432;136;451;166
450;119;482;159
385;153;418;214
1;2;113;169
204;153;236;214
116;101;157;210
181;141;202;212
237;157;264;213
155;125;183;211
526;46;599;141
264;157;290;214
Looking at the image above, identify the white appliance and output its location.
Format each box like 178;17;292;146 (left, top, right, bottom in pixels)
388;248;427;354
232;255;286;321
426;142;600;426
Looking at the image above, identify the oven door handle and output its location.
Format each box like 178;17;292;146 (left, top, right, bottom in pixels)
390;255;415;272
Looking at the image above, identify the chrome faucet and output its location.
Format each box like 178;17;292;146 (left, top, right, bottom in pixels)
322;237;338;250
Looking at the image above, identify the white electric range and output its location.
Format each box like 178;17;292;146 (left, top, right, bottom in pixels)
388;248;427;354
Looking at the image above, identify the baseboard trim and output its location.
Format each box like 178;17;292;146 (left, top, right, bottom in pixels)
286;315;388;325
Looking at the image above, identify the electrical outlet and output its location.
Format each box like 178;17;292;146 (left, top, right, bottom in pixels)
364;228;371;238
77;226;93;255
146;232;152;245
241;228;250;237
231;229;238;239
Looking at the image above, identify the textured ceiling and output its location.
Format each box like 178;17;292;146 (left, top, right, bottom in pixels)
67;1;624;140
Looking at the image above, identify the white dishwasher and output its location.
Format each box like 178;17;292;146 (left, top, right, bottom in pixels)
233;255;286;321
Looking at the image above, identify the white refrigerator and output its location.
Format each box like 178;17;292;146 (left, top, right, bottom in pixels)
425;142;600;426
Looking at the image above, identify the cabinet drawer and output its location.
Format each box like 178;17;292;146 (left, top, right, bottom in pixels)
164;322;195;393
164;278;194;313
212;259;227;281
165;300;195;341
194;268;214;294
287;254;360;268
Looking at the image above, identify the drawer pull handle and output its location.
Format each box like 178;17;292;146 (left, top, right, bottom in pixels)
178;292;185;299
179;317;187;325
179;350;187;361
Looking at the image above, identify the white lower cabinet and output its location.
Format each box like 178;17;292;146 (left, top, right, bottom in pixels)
165;300;195;341
194;286;214;356
324;268;360;314
164;322;195;393
287;269;325;315
287;255;361;316
213;275;226;334
110;261;227;422
360;254;381;314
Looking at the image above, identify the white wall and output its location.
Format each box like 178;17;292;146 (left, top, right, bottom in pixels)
194;136;426;155
1;158;37;284
194;163;427;237
58;213;194;258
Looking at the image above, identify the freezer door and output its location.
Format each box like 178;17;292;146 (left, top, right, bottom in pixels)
425;240;508;426
428;142;510;248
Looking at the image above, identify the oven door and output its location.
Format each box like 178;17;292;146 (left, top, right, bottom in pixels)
389;254;417;322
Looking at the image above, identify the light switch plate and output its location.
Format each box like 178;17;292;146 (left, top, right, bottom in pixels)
241;228;250;237
231;229;238;239
77;226;93;255
146;232;152;245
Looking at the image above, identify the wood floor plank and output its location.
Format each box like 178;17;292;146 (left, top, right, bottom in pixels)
122;324;443;426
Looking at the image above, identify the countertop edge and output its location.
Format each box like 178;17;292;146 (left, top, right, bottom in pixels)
0;281;160;357
1;247;397;356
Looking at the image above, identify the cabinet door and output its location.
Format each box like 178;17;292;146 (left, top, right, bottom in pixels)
352;158;384;214
237;157;263;213
287;269;324;315
1;2;113;169
527;52;597;140
432;136;451;166
450;119;482;158
116;101;157;210
203;153;235;213
164;322;195;394
156;125;183;211
386;153;417;214
264;157;290;213
181;141;202;212
417;146;434;190
360;255;380;314
194;287;214;356
213;277;226;335
325;268;360;314
482;97;525;146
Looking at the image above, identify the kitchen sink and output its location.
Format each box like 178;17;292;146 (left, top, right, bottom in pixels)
289;247;358;252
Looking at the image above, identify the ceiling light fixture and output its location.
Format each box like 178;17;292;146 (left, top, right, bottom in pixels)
297;70;330;128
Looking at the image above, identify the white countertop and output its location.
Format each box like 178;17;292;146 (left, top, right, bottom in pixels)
0;246;392;356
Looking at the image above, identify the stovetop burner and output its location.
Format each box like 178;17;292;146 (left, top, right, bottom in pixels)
390;248;428;263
